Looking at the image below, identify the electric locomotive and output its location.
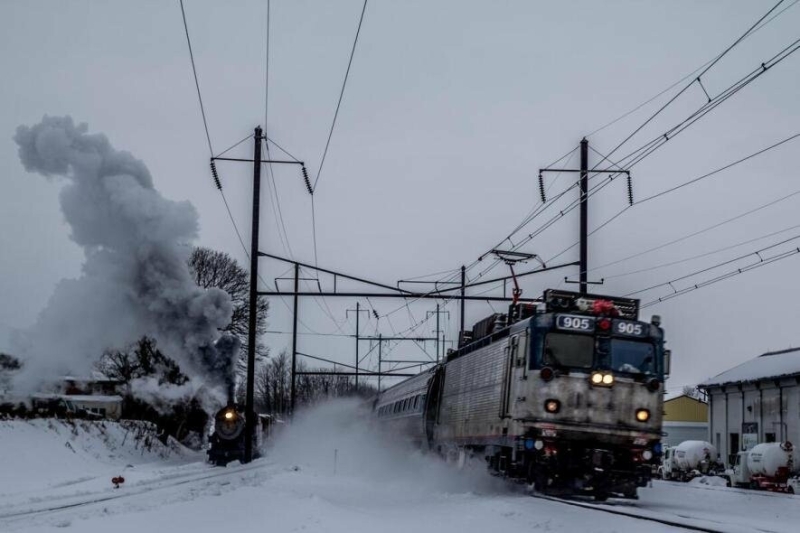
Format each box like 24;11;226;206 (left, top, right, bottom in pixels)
373;289;669;500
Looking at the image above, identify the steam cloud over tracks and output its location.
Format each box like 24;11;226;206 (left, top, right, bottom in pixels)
12;116;234;391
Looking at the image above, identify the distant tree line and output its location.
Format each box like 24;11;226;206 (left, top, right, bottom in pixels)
247;350;377;417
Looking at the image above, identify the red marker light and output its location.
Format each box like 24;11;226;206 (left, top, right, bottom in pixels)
540;367;555;382
598;318;611;331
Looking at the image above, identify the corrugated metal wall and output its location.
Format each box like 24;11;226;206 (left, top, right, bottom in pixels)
664;396;708;422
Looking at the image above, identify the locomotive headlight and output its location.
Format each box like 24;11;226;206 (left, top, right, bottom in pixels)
642;450;653;460
591;372;614;386
635;409;650;422
224;410;235;420
544;399;561;413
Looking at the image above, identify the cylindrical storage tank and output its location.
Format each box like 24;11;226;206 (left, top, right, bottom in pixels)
673;441;717;470
746;442;793;477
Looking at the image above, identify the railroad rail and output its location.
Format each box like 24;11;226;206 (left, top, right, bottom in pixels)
0;461;267;525
533;493;733;533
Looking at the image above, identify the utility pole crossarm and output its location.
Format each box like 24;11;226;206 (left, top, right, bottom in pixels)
538;138;629;295
212;157;304;165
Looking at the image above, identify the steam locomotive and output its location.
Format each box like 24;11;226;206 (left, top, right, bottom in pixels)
207;404;273;466
373;289;669;500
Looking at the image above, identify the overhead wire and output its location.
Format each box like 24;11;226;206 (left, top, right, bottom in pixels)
628;232;800;297
537;31;800;268
546;133;800;265
605;222;800;280
585;0;800;138
474;0;800;282
259;2;347;336
511;28;800;279
592;188;800;273
179;0;327;337
600;0;789;163
312;0;369;192
639;248;800;308
178;0;250;266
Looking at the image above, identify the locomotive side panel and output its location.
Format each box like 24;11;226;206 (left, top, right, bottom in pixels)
436;336;510;445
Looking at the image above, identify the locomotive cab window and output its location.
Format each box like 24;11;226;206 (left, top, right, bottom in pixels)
609;339;656;375
542;333;594;369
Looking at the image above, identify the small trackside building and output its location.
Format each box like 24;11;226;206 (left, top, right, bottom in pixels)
698;347;800;468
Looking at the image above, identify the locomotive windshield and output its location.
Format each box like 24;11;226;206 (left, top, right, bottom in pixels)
543;333;594;368
609;339;656;375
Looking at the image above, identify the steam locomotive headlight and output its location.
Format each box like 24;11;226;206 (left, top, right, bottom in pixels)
591;372;603;384
635;409;650;422
224;410;235;420
602;374;614;385
642;450;653;460
544;399;561;413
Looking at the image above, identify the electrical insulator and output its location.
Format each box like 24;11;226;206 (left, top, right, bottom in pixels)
626;173;633;206
538;173;546;203
210;160;222;190
301;165;313;195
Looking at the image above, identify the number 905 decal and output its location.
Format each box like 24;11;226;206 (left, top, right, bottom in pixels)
556;315;595;332
614;320;647;337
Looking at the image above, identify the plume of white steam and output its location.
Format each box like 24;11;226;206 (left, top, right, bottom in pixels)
12;116;234;393
127;377;226;415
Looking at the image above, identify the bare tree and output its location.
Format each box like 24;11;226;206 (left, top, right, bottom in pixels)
188;247;269;378
682;385;700;399
96;337;187;385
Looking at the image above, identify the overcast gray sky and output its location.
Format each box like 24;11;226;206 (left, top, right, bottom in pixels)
2;0;799;392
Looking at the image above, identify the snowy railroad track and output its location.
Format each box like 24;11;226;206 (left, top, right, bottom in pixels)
534;493;761;533
0;461;267;525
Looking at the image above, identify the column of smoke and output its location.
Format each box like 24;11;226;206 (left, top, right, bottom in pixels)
12;116;239;404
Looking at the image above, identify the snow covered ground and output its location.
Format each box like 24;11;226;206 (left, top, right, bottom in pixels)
2;403;800;532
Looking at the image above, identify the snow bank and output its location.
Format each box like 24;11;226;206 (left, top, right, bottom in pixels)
0;419;195;494
688;475;729;487
270;399;506;496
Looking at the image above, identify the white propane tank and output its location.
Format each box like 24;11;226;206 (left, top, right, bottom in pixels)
745;442;794;477
673;441;717;471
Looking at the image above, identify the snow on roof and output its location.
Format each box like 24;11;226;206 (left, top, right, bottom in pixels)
664;391;705;403
30;393;123;403
700;347;800;388
64;395;123;403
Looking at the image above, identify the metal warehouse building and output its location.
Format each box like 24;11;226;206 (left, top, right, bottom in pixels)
662;392;708;447
698;347;800;468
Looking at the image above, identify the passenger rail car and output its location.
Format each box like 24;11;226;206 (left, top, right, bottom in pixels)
373;289;669;500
